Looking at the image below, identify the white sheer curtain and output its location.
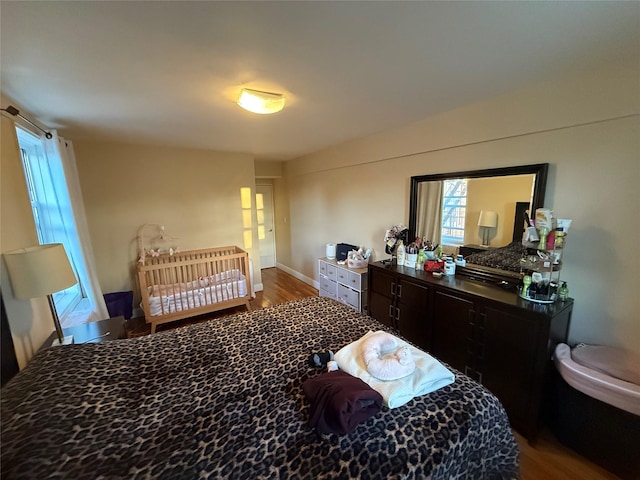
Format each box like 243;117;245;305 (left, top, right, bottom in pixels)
42;131;109;320
416;181;443;246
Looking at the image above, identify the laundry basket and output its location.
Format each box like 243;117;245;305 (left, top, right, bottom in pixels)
551;343;640;480
103;291;134;320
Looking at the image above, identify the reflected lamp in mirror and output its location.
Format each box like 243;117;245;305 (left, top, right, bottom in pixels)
3;244;77;346
478;211;498;247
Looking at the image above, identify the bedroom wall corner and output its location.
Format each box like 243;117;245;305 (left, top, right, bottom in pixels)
282;60;640;354
73;140;262;305
0;114;53;368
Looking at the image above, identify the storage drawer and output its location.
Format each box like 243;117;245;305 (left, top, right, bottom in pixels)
348;270;367;291
336;267;349;286
318;259;328;277
326;264;337;281
319;275;337;295
320;287;337;300
338;284;361;310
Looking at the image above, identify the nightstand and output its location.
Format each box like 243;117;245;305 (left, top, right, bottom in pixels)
39;316;126;351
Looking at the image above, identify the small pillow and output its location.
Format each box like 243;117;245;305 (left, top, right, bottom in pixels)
361;331;416;381
571;344;640;386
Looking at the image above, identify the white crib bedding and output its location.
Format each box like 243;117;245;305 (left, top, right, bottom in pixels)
146;269;247;317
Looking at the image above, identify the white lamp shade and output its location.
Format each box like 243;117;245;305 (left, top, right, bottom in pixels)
237;88;285;114
478;211;498;228
3;244;77;299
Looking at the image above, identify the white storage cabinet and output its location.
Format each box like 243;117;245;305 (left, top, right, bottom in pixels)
318;257;368;313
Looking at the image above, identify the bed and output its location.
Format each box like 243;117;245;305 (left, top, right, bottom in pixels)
464;241;527;273
1;296;519;479
463;202;530;274
137;245;251;333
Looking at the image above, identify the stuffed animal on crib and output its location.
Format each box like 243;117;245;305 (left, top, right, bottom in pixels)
362;331;416;381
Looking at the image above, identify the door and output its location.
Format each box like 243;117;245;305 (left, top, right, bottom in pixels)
481;304;539;431
368;268;396;328
396;279;431;351
432;290;474;373
256;185;276;268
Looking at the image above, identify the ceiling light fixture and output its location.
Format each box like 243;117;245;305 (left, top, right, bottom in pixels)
237;88;285;114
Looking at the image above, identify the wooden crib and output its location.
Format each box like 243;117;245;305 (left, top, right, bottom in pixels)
137;246;252;333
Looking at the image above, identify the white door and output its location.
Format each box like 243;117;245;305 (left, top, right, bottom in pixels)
256;185;276;268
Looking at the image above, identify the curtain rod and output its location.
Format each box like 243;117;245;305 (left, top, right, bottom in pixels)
1;105;52;139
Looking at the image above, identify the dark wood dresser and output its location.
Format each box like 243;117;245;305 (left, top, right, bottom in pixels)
368;261;573;443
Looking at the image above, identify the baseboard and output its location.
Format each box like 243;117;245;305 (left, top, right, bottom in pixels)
276;262;318;289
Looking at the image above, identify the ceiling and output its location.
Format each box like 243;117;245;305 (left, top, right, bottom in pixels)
1;1;638;161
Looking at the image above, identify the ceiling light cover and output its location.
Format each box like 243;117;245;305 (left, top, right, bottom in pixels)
237;88;285;114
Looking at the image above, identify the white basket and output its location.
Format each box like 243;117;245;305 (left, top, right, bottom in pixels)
347;258;369;269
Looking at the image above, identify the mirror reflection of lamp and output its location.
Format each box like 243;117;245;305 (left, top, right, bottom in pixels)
3;244;77;346
478;211;498;247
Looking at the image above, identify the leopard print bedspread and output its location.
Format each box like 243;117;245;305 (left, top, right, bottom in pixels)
1;296;519;479
465;241;527;273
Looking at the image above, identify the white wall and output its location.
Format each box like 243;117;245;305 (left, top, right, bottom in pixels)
284;59;640;353
73;140;262;305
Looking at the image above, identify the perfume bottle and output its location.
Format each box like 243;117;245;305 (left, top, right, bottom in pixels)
558;282;569;302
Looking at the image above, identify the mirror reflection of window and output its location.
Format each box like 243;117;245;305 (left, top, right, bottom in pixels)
416;181;443;247
442;179;468;245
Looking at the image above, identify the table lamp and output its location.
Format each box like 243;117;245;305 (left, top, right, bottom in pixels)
3;244;78;346
478;211;498;247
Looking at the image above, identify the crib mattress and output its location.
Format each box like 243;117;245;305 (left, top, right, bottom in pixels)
553;343;640;416
146;270;247;317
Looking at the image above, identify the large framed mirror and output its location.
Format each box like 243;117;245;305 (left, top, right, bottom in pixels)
408;163;549;286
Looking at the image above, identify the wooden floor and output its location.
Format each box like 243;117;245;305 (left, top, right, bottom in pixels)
131;267;621;479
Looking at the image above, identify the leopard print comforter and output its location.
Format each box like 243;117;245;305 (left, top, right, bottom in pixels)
1;296;519;479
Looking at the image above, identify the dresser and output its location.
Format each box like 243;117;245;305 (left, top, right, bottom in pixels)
368;261;573;443
318;257;368;313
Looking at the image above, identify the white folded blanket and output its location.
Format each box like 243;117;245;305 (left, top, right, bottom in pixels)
334;330;455;409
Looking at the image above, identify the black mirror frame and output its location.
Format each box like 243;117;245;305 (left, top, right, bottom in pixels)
408;163;549;285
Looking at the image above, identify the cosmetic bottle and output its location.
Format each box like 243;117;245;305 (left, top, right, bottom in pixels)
538;227;549;251
558;282;569;302
396;240;405;266
522;275;532;298
444;258;456;276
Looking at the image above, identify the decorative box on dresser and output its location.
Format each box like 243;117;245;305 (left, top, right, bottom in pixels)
318;257;368;313
368;261;573;444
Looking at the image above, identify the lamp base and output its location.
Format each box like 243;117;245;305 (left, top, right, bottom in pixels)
51;335;74;347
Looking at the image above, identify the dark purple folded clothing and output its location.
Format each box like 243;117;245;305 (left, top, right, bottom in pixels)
302;370;383;435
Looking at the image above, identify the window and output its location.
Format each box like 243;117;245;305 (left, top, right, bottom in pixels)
441;179;467;245
16;127;83;319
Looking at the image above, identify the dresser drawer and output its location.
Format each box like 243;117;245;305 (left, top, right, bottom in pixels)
318;259;328;277
319;275;337;294
338;284;361;310
326;264;337;280
348;270;367;291
336;267;349;285
320;287;337;300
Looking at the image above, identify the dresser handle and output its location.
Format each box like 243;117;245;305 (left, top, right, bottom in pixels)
397;284;402;298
